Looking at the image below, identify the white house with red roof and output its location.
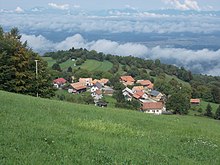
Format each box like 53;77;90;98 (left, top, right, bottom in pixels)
53;78;67;88
141;102;166;115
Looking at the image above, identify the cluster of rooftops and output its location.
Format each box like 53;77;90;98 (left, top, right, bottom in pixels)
53;75;200;115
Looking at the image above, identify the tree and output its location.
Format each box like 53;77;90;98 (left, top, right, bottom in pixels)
84;94;94;104
52;63;62;72
211;87;220;104
130;99;140;110
166;91;190;115
215;105;220;120
67;66;72;72
113;90;125;103
0;27;55;98
204;103;213;118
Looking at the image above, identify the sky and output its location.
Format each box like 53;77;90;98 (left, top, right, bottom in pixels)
1;0;220;10
1;0;220;76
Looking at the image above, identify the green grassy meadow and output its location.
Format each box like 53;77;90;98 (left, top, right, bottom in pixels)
42;57;56;68
80;60;113;72
59;59;75;70
43;58;113;72
189;100;219;115
1;90;220;164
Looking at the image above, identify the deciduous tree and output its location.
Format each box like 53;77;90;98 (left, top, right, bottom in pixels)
0;27;55;98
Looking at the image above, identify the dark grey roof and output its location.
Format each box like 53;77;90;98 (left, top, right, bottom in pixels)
94;82;102;89
150;90;160;97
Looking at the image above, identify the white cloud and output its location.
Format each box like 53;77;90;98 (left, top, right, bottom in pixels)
163;0;200;10
21;34;55;52
21;33;220;76
15;6;24;13
55;34;86;50
48;3;69;10
1;12;219;34
73;5;80;8
89;40;149;57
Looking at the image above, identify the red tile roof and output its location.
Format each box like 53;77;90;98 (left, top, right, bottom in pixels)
190;99;200;103
142;102;163;110
53;78;67;84
133;91;145;99
120;76;135;82
135;91;145;97
147;83;154;89
133;93;142;99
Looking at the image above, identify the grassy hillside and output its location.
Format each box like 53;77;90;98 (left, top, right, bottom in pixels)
80;59;113;72
1;90;220;164
42;57;56;68
43;57;113;72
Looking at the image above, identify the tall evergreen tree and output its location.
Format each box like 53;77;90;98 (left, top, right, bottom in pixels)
204;103;213;118
0;27;55;98
215;105;220;120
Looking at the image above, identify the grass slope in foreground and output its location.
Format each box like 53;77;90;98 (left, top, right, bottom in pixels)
0;90;220;165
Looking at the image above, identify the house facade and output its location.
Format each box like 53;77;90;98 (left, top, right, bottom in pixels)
53;78;67;88
141;102;166;115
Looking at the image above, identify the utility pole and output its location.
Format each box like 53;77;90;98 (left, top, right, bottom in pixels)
35;60;39;97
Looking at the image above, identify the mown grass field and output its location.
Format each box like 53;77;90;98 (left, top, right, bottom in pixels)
43;58;113;72
1;90;220;165
80;60;113;72
42;57;56;68
59;59;75;70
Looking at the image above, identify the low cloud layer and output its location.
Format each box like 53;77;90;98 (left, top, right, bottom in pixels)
164;0;200;10
21;33;220;76
48;3;70;10
1;12;219;35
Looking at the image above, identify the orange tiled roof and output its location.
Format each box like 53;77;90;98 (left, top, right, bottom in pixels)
100;78;109;84
135;91;145;97
133;93;142;99
137;80;151;86
142;102;163;110
147;83;154;89
132;86;144;91
79;78;92;83
123;81;134;86
121;76;135;82
71;82;86;90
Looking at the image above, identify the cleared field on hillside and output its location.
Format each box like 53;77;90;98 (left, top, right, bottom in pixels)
59;59;75;70
80;60;113;71
42;57;56;67
1;90;220;164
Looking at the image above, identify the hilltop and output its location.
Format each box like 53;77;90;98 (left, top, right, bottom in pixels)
1;90;220;164
43;48;220;116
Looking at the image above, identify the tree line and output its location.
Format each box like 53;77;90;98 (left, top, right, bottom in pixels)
45;47;220;104
0;27;55;98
